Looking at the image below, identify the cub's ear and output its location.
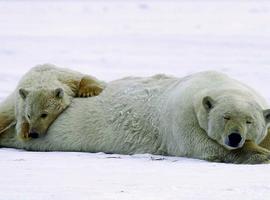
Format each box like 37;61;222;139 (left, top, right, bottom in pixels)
202;96;215;112
19;88;29;100
263;109;270;124
55;88;64;98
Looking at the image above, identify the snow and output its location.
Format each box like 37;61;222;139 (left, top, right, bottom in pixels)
1;149;270;200
1;0;270;199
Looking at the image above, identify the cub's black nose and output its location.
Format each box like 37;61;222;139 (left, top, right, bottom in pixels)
28;132;39;139
228;133;242;147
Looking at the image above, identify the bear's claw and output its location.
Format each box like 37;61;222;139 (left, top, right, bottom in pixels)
78;76;103;98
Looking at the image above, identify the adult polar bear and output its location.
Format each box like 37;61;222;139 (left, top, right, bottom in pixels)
1;71;270;164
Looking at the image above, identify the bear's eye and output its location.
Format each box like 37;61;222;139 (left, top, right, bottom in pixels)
40;113;48;119
223;116;230;120
246;120;252;124
27;114;31;119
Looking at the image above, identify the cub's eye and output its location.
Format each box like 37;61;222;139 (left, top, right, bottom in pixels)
246;120;252;124
223;116;230;120
40;113;48;118
27;114;31;119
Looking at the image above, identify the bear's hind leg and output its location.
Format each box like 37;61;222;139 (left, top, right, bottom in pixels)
0;115;15;134
0;93;16;134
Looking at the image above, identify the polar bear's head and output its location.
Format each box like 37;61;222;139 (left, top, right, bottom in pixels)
19;88;71;139
198;96;270;150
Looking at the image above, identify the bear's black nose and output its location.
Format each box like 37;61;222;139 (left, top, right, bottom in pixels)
228;133;242;147
28;131;39;139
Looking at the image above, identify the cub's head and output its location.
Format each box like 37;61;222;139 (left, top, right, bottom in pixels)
198;96;270;150
19;88;71;139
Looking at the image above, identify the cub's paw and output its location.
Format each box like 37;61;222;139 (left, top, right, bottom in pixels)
17;122;30;141
78;76;104;97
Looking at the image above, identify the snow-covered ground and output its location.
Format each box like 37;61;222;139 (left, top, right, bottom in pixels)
1;0;270;199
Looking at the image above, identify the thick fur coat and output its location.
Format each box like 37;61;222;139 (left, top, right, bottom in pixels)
1;71;270;164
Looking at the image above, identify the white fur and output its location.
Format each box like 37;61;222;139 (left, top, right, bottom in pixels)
1;72;270;164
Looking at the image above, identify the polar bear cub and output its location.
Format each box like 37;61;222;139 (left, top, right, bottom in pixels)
0;64;105;140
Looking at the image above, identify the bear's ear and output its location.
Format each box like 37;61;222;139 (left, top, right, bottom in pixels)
19;88;29;100
202;96;215;112
54;88;64;98
263;109;270;124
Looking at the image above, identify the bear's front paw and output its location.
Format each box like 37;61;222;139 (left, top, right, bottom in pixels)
78;84;103;97
242;153;270;164
78;76;103;97
232;141;270;164
17;122;30;141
